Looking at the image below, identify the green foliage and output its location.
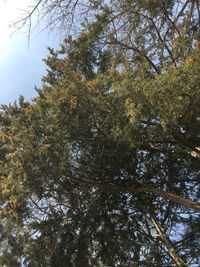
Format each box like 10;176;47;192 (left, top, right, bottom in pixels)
0;1;200;266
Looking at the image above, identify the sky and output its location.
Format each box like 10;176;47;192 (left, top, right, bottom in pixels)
0;0;61;104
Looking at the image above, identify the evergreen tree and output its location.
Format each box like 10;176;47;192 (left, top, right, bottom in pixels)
0;0;200;266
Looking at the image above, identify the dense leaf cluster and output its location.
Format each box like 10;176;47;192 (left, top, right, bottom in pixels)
0;1;200;266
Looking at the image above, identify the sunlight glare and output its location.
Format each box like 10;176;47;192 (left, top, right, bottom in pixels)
0;0;28;49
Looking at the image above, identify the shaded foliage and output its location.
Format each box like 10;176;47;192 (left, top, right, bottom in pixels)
0;1;200;266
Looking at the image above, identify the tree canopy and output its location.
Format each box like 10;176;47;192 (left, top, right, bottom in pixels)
1;0;200;266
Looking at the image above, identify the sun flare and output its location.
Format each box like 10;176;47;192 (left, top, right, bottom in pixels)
0;0;28;49
0;1;10;49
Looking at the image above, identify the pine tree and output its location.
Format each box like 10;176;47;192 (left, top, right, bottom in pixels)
0;1;200;266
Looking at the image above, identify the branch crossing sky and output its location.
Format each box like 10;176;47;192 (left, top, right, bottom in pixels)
0;0;60;104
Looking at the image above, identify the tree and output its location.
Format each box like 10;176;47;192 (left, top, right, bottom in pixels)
16;0;200;69
0;0;200;266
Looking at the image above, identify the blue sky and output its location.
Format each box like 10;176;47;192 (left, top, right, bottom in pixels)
0;0;61;104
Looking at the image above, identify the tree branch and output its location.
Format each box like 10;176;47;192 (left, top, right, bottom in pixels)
72;177;200;212
149;212;186;267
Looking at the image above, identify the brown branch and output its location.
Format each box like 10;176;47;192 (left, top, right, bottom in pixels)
148;17;177;65
73;178;200;212
150;212;187;267
106;41;160;74
163;0;191;40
